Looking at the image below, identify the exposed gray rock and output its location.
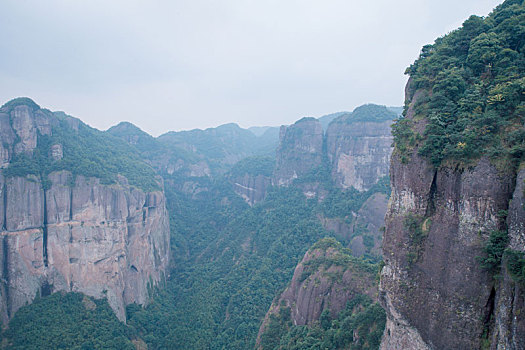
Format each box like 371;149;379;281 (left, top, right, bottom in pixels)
232;173;271;206
492;167;525;350
326;118;393;191
0;172;170;323
380;83;522;348
0;99;170;324
273;118;323;186
49;144;63;161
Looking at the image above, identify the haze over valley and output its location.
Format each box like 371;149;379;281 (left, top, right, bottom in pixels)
0;1;524;349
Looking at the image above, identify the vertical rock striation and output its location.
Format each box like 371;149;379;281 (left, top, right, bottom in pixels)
273;118;324;187
380;85;524;349
326;105;394;191
0;99;170;324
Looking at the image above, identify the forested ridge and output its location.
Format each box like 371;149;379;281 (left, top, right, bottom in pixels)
393;0;525;168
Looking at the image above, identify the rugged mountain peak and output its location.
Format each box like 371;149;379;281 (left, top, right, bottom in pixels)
273;118;324;186
326;104;395;191
1;97;41;111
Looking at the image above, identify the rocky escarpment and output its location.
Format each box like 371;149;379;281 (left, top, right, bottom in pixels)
227;156;274;206
381;147;525;349
0;99;170;323
492;166;525;349
273;117;324;187
326;104;395;191
231;173;271;206
273;106;395;196
380;2;525;348
319;192;388;258
257;238;383;349
380;152;513;349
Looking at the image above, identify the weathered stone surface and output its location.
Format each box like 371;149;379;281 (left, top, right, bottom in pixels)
274;118;323;186
49;144;63;161
257;241;378;347
5;175;44;231
492;166;525;350
326;116;393;191
0;172;170;322
352;192;388;257
232;173;271;206
0;98;170;324
381;152;514;349
379;83;523;348
0;113;15;168
320;193;388;258
11;105;38;154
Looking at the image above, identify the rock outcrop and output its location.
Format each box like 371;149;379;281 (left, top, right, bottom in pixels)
380;85;524;349
231;173;271;206
257;238;381;347
273;118;324;186
326;104;395;191
319;192;388;258
0;99;170;324
492;166;525;349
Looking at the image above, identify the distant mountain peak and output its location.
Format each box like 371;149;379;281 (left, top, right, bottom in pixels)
1;97;40;111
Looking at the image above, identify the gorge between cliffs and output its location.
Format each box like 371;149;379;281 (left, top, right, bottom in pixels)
0;1;524;349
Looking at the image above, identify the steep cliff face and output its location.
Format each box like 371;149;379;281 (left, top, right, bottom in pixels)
319;192;388;258
261;242;378;328
231;173;271;206
0;99;170;323
492;166;525;349
380;152;514;349
257;238;384;349
273;118;324;186
227;156;274;205
326;104;395;191
380;2;525;348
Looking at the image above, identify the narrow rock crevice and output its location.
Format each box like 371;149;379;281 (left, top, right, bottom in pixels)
2;182;6;231
69;186;73;221
2;236;9;318
425;170;437;218
40;281;52;297
42;189;48;267
483;286;496;341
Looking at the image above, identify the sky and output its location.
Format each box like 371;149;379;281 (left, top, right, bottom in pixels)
0;0;503;136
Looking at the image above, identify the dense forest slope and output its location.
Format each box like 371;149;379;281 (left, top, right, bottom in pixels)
0;98;170;324
381;0;525;348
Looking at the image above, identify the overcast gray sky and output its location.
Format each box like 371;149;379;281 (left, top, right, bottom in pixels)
0;0;503;136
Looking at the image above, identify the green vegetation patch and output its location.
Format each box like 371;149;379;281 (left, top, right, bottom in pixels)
300;238;378;282
127;184;335;350
1;97;40;111
347;104;397;123
3;108;159;192
396;0;525;169
3;292;136;350
319;176;390;219
260;294;385;350
505;248;525;284
404;214;429;265
479;229;509;273
229;156;275;178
